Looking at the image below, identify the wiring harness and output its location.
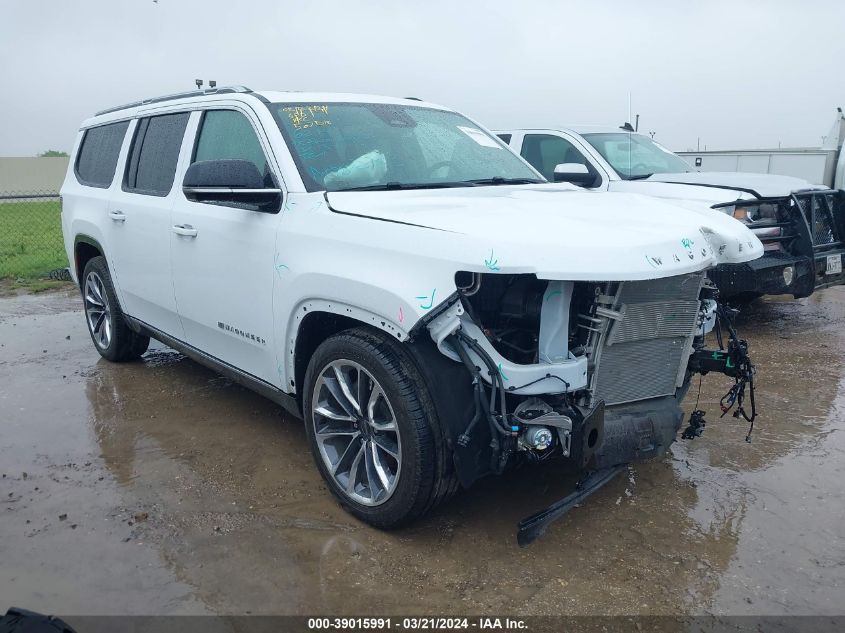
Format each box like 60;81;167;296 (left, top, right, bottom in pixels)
686;303;757;442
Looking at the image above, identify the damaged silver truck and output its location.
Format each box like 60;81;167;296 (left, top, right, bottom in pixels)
61;88;764;543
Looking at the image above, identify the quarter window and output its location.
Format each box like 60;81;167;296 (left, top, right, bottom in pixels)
75;121;130;188
124;112;190;196
192;110;271;184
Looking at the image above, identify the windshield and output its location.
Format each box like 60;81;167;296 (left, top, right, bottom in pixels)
581;132;692;179
271;102;543;191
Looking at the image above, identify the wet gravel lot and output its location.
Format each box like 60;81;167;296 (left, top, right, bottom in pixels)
1;287;844;616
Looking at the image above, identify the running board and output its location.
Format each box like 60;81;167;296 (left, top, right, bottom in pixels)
516;465;626;546
126;316;302;420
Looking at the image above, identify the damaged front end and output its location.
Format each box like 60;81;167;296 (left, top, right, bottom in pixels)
424;270;756;544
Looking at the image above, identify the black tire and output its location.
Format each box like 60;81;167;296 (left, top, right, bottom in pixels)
303;327;456;529
81;256;149;362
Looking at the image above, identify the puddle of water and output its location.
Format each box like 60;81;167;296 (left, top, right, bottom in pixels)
1;288;844;615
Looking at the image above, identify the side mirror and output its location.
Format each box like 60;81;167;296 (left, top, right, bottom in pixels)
553;162;594;186
182;159;281;211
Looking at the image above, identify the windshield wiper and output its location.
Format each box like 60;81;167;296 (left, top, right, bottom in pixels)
335;181;478;192
463;177;545;186
627;173;654;181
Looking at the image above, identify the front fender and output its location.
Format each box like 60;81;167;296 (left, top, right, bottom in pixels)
272;195;470;391
276;274;458;393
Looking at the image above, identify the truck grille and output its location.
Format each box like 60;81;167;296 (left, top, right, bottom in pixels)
593;273;703;405
794;191;843;248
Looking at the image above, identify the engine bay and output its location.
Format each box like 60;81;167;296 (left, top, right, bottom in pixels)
426;270;756;480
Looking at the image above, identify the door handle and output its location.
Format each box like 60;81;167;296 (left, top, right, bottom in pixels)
172;224;198;237
109;210;127;222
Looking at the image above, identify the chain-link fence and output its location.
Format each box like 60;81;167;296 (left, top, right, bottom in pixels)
0;191;70;281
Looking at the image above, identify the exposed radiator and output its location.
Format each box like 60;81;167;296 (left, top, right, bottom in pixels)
593;273;703;405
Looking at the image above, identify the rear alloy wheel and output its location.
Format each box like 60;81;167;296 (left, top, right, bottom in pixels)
84;270;113;350
311;360;402;506
81;256;149;362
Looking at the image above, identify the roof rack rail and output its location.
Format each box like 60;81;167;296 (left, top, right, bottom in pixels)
95;85;255;116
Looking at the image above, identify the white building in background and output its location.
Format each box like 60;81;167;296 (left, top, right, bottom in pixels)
0;157;70;192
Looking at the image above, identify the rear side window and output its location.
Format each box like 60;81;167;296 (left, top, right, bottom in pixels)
75;121;130;188
192;110;271;182
124;112;190;196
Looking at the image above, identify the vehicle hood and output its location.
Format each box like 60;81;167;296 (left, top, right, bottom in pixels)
644;171;827;198
325;185;764;281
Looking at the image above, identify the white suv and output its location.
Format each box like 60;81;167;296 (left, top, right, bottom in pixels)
61;87;763;542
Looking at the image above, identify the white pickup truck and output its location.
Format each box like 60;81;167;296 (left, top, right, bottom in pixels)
497;127;845;300
61;87;763;542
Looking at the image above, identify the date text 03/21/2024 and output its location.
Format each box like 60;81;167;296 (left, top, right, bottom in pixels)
307;617;528;630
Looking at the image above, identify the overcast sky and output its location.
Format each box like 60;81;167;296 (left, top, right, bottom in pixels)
2;0;844;156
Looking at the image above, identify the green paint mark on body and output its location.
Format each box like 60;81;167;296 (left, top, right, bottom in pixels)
416;288;437;310
497;363;509;382
484;249;500;271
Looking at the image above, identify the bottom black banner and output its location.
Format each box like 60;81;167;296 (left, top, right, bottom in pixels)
2;611;845;633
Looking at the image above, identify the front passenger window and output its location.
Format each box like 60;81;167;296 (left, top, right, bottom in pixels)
192;110;273;186
520;134;592;182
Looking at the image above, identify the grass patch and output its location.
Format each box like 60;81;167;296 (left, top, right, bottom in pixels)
0;277;74;297
0;198;68;280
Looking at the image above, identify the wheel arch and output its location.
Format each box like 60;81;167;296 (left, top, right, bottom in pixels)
73;234;106;285
290;304;481;489
288;301;409;399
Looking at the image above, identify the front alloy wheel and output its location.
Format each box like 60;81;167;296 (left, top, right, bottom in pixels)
84;270;112;350
311;360;402;506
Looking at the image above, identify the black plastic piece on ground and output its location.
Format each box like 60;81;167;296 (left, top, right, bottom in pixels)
0;608;77;633
516;465;626;546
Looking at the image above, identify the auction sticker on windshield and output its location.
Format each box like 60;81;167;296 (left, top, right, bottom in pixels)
458;126;501;148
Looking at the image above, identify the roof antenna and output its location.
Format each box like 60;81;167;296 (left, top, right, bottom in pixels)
195;79;203;90
209;80;217;89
